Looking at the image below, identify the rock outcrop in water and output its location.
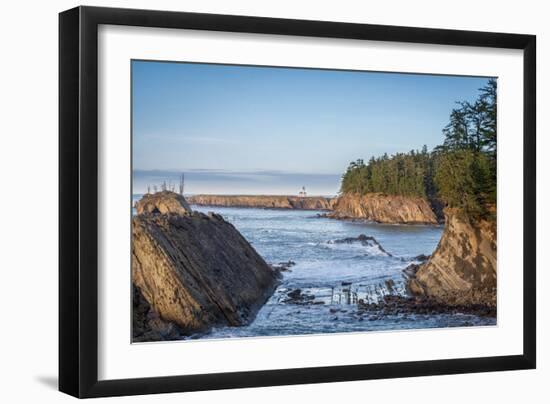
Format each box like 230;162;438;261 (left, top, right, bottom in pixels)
328;234;392;256
406;209;496;307
187;194;336;210
328;193;439;224
132;192;280;341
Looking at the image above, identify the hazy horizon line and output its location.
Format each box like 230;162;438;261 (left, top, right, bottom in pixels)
133;168;343;175
132;169;342;196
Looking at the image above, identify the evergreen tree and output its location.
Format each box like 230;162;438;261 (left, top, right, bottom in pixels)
339;78;496;220
479;79;497;163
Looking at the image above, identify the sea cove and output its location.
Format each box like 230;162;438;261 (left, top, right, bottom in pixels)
188;204;495;338
130;63;498;342
131;193;497;339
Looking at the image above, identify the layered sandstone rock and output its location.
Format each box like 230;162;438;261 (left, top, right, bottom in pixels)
407;209;496;307
187;194;336;210
132;285;182;342
135;191;192;215
132;192;280;341
329;193;439;224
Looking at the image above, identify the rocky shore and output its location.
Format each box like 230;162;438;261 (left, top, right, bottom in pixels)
357;295;496;318
132;191;280;341
187;194;336;210
405;208;497;308
187;193;442;226
279;286;495;319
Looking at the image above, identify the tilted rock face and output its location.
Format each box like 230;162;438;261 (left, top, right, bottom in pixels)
329;193;439;224
408;209;496;307
187;194;336;210
132;285;183;342
132;192;279;339
136;191;191;215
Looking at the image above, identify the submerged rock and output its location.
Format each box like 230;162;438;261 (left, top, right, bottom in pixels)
412;254;431;262
402;263;420;276
132;191;280;340
283;288;316;304
270;260;296;272
328;234;392;256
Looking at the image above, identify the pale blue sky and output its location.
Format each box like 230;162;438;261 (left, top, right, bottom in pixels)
132;60;492;195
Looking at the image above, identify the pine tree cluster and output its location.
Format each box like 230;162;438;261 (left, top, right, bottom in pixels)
340;79;497;219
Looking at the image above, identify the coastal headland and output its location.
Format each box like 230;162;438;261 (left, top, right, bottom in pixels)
187;194;336;211
187;193;440;224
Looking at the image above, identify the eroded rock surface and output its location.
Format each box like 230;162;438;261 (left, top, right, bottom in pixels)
132;285;182;342
329;193;439;224
407;209;496;307
132;192;280;340
136;191;192;215
187;194;336;210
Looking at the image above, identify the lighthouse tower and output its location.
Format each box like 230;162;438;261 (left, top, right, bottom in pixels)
299;186;307;197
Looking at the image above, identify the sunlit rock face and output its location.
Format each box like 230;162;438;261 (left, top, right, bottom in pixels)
408;208;497;307
329;193;439;224
135;191;192;215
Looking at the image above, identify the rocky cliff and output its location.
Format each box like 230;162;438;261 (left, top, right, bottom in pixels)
329;193;439;224
187;194;336;210
132;192;280;341
132;285;183;342
407;208;496;307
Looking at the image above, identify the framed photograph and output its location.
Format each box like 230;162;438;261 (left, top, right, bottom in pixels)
59;6;536;398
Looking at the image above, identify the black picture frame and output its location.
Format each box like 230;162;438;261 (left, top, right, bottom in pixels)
59;5;536;398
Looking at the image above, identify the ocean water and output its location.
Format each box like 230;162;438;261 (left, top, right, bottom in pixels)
182;205;497;339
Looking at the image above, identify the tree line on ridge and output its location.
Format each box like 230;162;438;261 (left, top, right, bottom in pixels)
340;79;497;220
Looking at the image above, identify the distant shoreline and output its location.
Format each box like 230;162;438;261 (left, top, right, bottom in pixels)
187;194;336;211
135;192;442;225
